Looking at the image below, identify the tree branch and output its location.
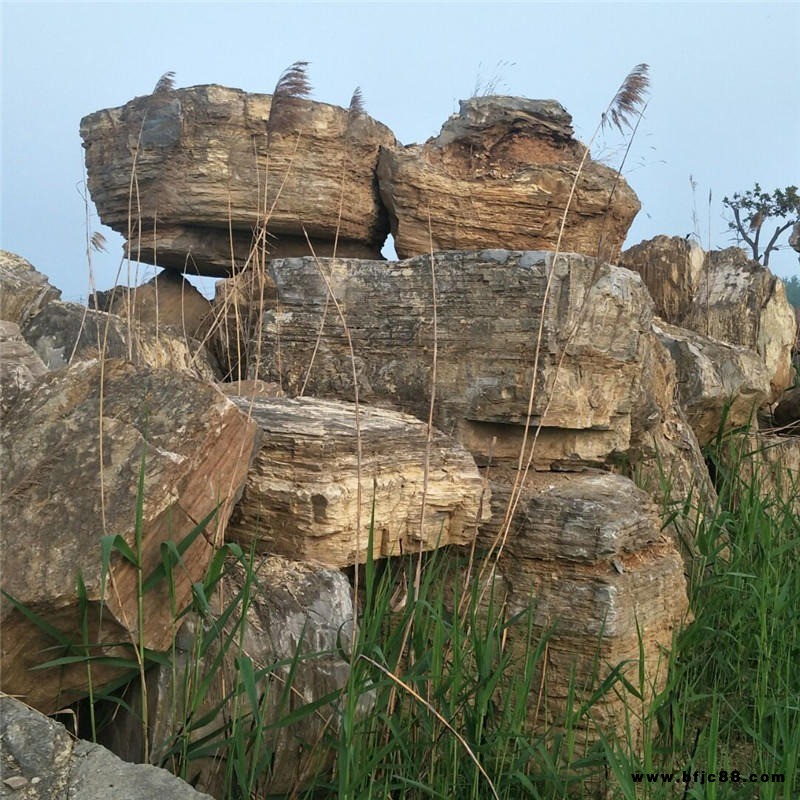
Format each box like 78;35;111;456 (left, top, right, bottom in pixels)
762;219;798;267
731;206;757;257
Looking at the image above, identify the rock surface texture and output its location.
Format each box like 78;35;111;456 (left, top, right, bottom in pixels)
377;97;640;262
0;359;259;713
22;300;220;381
484;473;689;751
0;250;61;326
223;250;654;470
99;555;357;797
91;270;215;343
0;321;48;416
0;695;214;800
653;318;772;445
226;396;489;565
80;84;397;275
620;237;797;399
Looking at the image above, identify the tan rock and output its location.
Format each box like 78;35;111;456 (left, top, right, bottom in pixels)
618;235;705;322
628;329;718;567
80;84;397;276
720;429;800;517
92;270;214;343
217;250;654;469
485;473;689;753
621;238;797;399
227;396;489;566
0;250;61;326
0;359;259;713
653;318;771;444
378;97;640;262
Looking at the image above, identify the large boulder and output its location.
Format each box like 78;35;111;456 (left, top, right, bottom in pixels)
216;250;655;470
99;555;358;797
80;84;397;276
0;359;259;713
378;97;640;262
226;396;489;565
0;695;214;800
620;237;797;399
481;473;689;753
628;329;718;567
653;318;772;445
0;250;61;326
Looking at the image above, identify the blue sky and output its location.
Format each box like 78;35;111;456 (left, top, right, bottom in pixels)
2;1;799;302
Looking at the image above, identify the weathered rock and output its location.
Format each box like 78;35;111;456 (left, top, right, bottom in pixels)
0;359;259;713
0;250;61;326
774;386;800;429
100;555;357;797
211;266;278;381
91;270;215;343
0;321;48;416
22;300;220;381
219;251;655;470
227;396;489;565
653;318;772;444
686;249;797;398
620;238;797;399
789;220;800;253
0;695;214;800
618;236;705;322
80;84;397;276
377;97;640;262
218;378;284;400
484;473;689;752
718;429;800;517
628;329;717;566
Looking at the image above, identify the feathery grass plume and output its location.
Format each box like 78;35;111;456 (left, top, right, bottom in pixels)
348;86;365;118
90;231;107;253
152;71;176;94
267;61;312;136
602;63;649;134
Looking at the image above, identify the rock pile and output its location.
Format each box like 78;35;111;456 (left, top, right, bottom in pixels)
1;79;797;798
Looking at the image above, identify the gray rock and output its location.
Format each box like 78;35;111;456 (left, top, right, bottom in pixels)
22;299;220;381
0;321;47;416
0;695;213;800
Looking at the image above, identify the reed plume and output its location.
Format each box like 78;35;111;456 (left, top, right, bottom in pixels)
152;71;176;94
348;86;365;117
267;61;312;135
602;63;649;134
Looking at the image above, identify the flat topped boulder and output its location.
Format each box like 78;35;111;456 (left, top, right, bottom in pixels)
80;84;397;276
217;250;654;469
378;96;640;262
227;396;489;566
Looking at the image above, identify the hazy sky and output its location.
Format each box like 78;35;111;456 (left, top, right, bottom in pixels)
2;1;799;302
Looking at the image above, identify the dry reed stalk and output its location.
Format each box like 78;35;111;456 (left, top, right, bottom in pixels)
299;231;364;651
479;64;650;592
301;86;364;396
